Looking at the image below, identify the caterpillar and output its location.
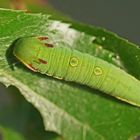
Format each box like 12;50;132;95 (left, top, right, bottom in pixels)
13;37;140;107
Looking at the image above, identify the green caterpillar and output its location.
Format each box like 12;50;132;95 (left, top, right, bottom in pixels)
13;37;140;107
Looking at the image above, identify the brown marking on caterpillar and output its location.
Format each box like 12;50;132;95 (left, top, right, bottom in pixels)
28;64;38;72
38;59;48;64
44;43;54;48
38;37;48;40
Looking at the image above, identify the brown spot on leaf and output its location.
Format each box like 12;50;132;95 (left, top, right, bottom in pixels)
10;0;26;10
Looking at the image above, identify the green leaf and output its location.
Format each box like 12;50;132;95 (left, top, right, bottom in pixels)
0;126;25;140
0;9;140;140
0;84;61;140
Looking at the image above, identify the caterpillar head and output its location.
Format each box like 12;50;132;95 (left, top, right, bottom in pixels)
13;37;47;71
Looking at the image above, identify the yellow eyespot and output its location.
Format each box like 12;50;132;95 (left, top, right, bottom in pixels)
69;57;79;67
94;66;103;76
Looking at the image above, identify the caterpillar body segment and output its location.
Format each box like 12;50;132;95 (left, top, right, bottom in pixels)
13;37;140;107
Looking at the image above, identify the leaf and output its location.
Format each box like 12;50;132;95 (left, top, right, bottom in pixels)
0;84;60;140
0;9;140;140
0;126;25;140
